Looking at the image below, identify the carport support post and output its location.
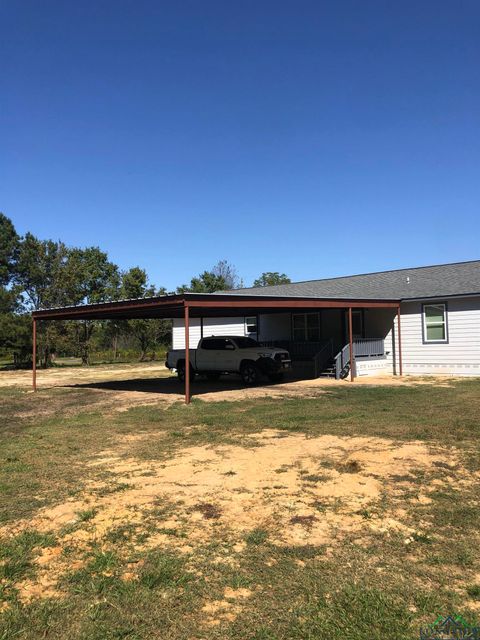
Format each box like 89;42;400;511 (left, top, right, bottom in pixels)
348;307;354;382
397;304;403;376
184;304;191;404
32;317;37;392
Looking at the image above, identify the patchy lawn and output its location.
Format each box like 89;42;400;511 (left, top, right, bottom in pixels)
0;368;479;639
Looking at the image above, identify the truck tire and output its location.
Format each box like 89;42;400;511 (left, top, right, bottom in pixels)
240;361;259;386
177;360;195;383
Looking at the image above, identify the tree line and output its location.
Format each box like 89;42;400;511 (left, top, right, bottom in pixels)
0;213;291;368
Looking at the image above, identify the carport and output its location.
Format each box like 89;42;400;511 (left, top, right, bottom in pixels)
32;293;402;403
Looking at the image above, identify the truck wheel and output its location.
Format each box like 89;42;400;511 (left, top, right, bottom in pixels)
177;361;195;383
206;372;221;381
240;362;259;386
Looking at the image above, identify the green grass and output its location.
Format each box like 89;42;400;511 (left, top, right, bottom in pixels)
245;528;269;546
467;585;480;600
75;508;97;523
0;530;57;603
0;375;479;638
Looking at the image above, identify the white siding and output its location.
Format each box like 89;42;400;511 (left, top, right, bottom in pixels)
364;308;396;375
172;317;245;349
395;297;480;376
172;318;202;349
202;317;245;337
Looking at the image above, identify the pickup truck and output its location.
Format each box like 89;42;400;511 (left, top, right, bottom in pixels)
166;336;291;385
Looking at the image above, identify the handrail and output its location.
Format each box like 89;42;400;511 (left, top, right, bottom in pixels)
334;343;352;379
334;338;385;378
353;338;385;358
313;339;334;377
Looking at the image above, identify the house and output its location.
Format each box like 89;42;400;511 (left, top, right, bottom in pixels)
171;261;480;378
32;259;480;402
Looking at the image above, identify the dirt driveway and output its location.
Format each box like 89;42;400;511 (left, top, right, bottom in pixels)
0;361;460;407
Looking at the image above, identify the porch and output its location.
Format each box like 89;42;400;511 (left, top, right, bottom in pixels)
260;337;388;379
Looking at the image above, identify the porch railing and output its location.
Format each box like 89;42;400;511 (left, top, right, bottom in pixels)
335;338;385;379
353;338;385;358
261;337;385;379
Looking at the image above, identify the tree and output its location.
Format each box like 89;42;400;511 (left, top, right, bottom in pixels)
1;217;173;367
253;272;291;287
63;246;120;306
177;260;242;294
121;267;170;361
63;247;120;364
14;233;71;311
121;266;153;300
177;271;228;294
13;239;120;365
0;215;31;365
0;213;19;288
212;260;242;289
13;235;74;366
0;214;20;314
0;313;32;365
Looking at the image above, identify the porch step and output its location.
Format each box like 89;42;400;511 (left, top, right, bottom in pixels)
319;367;336;378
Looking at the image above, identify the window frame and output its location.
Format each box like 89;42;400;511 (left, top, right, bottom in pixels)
422;302;449;344
291;312;321;342
244;316;258;336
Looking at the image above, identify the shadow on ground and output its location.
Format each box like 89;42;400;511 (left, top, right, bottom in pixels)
68;374;303;397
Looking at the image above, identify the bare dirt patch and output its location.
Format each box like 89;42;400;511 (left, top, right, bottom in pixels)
5;429;474;603
202;586;253;627
0;362;171;389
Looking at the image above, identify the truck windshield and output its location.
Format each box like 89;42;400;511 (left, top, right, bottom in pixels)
234;337;260;348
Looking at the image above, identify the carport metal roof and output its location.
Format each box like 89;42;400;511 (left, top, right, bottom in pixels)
32;292;400;320
31;292;402;402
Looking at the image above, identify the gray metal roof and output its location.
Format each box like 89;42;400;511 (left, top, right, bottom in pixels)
224;261;480;301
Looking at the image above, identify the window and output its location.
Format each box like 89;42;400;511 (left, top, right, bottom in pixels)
423;303;448;342
292;313;320;342
235;337;259;348
245;316;258;335
202;338;234;350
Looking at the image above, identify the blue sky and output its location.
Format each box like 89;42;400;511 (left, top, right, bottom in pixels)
2;1;479;291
